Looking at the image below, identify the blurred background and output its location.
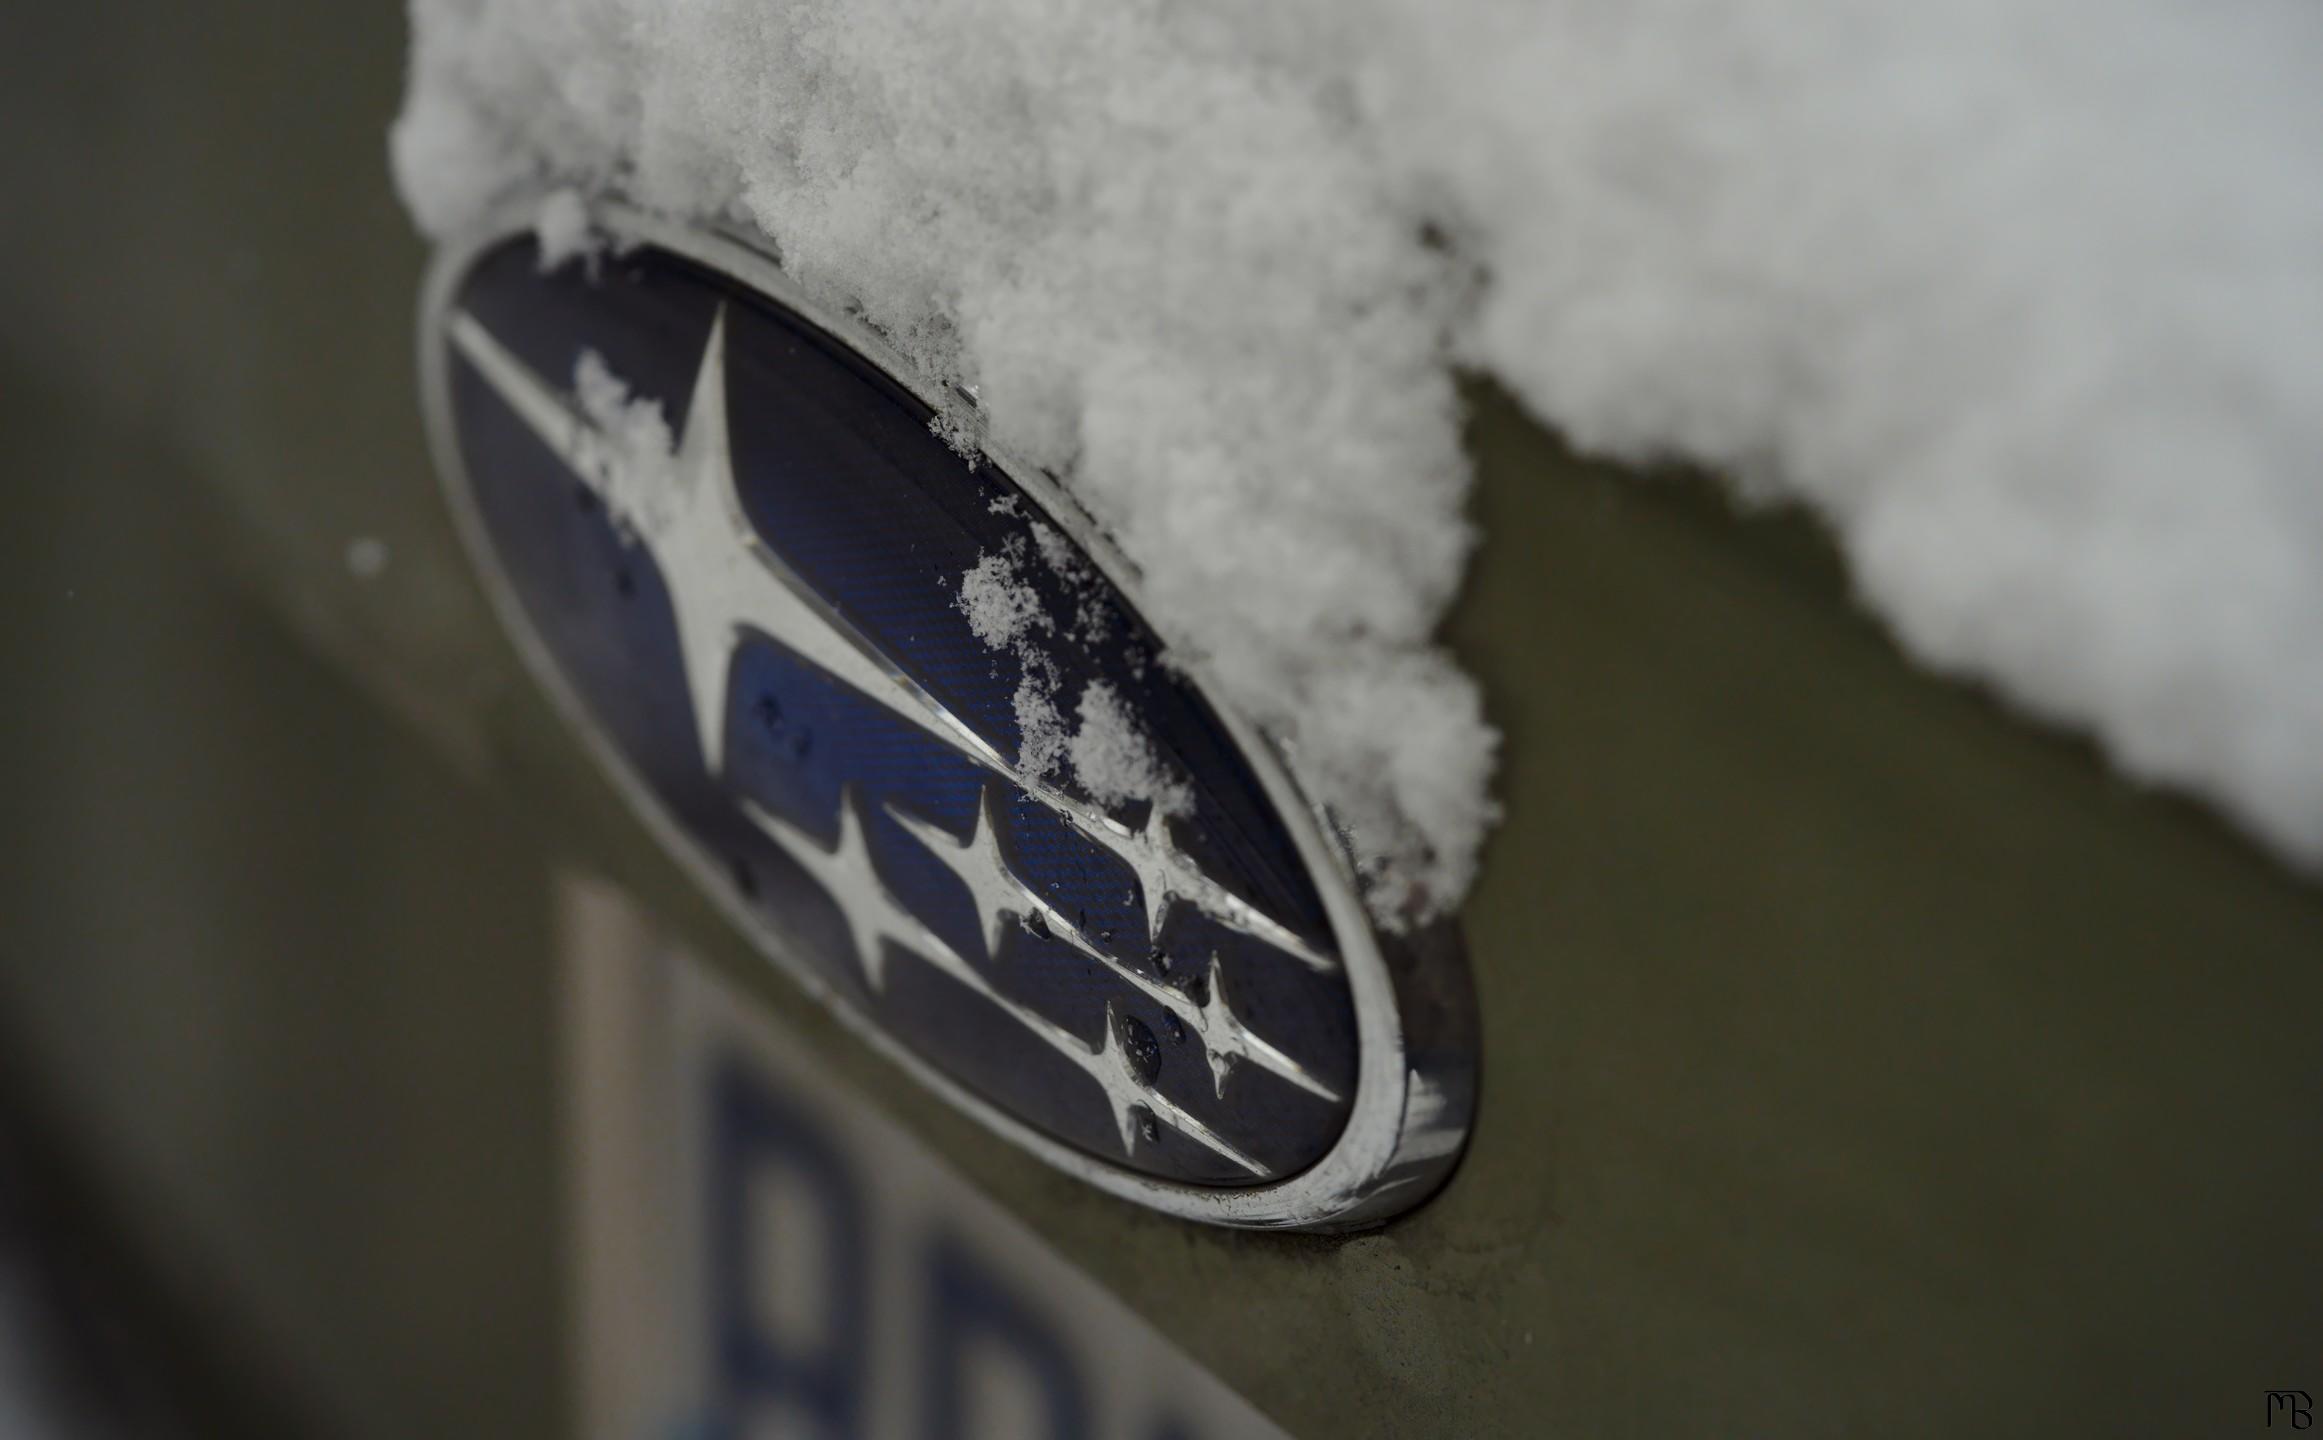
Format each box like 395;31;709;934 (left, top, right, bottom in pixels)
0;363;565;1436
0;5;566;1434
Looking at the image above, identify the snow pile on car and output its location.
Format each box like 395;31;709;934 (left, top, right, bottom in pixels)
394;0;2323;917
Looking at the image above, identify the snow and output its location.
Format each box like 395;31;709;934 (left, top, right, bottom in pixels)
956;544;1048;652
571;347;679;543
395;0;2323;917
960;534;1194;813
532;187;598;271
1012;665;1071;786
1070;680;1193;818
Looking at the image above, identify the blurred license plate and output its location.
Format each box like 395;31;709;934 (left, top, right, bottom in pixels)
557;875;1288;1440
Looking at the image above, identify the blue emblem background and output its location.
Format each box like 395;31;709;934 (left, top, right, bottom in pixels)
446;238;1358;1184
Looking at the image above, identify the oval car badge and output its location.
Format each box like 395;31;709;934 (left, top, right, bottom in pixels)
419;202;1476;1229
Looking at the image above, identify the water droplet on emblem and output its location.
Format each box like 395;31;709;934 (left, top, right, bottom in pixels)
1115;1012;1163;1086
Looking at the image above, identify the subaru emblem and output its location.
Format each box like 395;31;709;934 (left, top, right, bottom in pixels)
419;201;1475;1229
